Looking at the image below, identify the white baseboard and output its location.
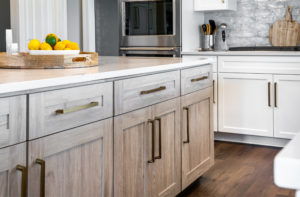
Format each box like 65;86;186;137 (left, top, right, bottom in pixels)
214;132;290;148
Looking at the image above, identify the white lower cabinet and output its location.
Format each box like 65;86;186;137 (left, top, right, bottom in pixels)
218;73;274;137
213;73;218;131
274;75;300;139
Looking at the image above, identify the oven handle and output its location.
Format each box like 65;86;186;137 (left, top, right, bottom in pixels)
120;47;178;51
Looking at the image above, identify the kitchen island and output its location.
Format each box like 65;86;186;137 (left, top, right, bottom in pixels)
0;56;214;197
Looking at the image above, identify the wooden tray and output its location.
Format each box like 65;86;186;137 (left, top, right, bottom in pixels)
0;52;98;69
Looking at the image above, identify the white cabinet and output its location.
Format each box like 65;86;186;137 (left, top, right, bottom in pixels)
213;73;218;131
218;73;273;137
194;0;237;11
274;75;300;139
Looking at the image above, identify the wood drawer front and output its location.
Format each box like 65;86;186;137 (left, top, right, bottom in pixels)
29;83;113;140
114;71;180;115
181;65;213;95
219;56;300;74
0;96;26;148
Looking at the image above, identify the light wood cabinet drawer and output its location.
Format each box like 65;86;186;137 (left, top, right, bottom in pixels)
0;96;26;148
29;83;113;140
181;65;213;95
114;71;180;115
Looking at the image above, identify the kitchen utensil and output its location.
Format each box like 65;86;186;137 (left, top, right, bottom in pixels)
270;6;300;46
204;35;214;50
209;20;216;35
206;24;210;35
202;24;207;35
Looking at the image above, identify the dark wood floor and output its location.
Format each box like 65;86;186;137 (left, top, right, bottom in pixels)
178;141;295;197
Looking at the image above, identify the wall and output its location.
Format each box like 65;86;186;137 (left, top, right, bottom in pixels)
204;0;300;47
182;0;204;51
0;0;11;52
95;0;119;56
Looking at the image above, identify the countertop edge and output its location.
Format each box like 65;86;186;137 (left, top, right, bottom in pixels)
0;58;213;97
182;51;300;56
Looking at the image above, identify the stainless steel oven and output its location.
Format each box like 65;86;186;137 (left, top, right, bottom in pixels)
119;0;181;57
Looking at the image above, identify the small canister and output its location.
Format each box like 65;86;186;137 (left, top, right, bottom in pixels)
204;35;215;51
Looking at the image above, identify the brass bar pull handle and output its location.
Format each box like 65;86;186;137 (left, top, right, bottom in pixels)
191;76;209;82
36;159;46;197
55;101;99;115
268;82;271;107
16;165;27;197
183;107;190;144
274;82;278;108
221;0;225;3
154;117;162;160
213;80;216;104
148;120;155;163
140;86;166;95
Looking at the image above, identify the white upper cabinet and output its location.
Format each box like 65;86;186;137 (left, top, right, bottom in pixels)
194;0;237;11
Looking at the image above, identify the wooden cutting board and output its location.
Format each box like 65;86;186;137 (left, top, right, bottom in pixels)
270;6;300;46
0;52;98;69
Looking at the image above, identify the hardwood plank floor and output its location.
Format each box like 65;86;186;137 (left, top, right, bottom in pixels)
178;141;295;197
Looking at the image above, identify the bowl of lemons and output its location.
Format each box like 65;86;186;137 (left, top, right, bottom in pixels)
28;33;80;55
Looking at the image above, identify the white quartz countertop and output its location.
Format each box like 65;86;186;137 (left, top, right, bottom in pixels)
274;133;300;193
0;56;213;96
182;50;300;56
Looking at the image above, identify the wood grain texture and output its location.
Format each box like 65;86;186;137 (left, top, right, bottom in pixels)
114;106;152;197
29;82;113;139
28;118;113;197
179;142;295;197
0;52;98;69
0;95;26;148
181;87;214;190
181;65;213;96
270;7;300;47
114;71;180;115
0;143;26;197
150;98;181;197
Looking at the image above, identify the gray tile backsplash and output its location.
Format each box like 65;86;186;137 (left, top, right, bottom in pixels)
204;0;300;48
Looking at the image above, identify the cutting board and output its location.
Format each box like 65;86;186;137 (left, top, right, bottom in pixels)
270;6;300;46
0;52;98;69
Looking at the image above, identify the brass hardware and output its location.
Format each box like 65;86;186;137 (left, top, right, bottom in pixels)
183;107;190;144
148;120;155;163
55;102;99;115
213;80;216;104
36;159;46;197
16;165;27;197
191;76;208;82
268;82;271;107
140;86;166;95
221;0;225;3
274;82;278;108
154;117;162;160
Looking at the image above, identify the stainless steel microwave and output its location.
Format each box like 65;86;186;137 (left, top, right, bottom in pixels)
119;0;181;50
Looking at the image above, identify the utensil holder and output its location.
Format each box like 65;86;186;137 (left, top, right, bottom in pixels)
204;35;215;51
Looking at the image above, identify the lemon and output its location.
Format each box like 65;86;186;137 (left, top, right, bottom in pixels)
66;42;79;50
64;48;72;50
28;39;40;50
40;42;53;50
62;40;71;46
54;42;66;50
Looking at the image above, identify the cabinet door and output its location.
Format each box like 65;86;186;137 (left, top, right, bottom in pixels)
218;73;273;137
114;107;152;197
181;87;214;190
149;98;181;197
28;119;113;197
274;75;300;139
0;143;26;197
194;0;228;11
